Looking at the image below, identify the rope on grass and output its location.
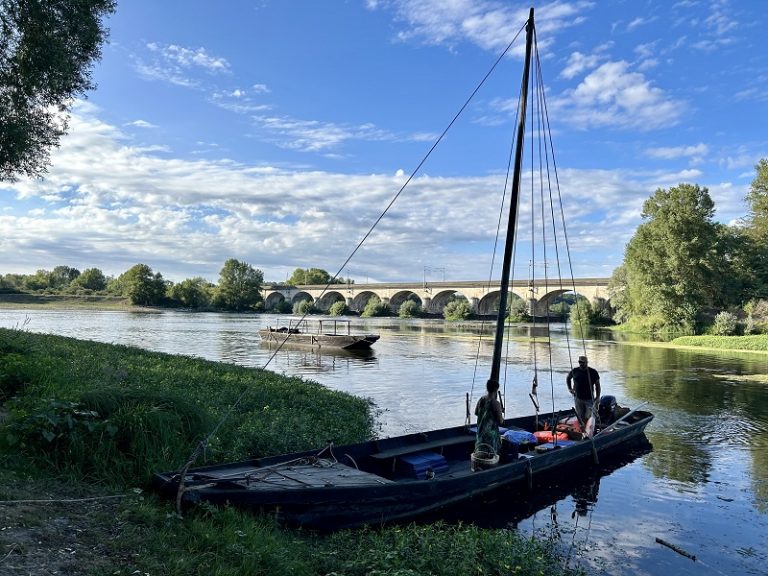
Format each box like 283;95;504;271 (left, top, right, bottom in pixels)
0;494;127;505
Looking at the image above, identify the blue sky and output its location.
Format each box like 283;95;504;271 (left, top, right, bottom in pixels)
1;0;766;284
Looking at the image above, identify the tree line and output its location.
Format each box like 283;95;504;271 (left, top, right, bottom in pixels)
0;262;351;312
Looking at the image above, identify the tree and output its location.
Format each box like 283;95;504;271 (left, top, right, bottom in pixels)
214;259;263;311
22;269;49;291
741;158;768;295
72;267;107;291
569;297;592;338
1;0;116;180
118;264;166;306
48;265;80;288
746;158;768;240
287;268;346;285
617;184;728;332
169;277;212;309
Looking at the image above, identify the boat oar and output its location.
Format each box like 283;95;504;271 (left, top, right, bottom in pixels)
594;402;649;439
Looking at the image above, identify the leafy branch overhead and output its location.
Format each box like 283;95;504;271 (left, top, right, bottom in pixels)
0;0;116;181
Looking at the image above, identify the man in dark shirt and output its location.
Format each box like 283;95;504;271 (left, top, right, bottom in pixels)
566;355;601;427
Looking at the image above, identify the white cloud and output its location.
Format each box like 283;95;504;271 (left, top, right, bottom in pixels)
369;0;594;56
0;102;666;283
135;43;231;87
560;51;604;79
125;120;157;129
146;43;230;73
646;143;709;162
627;16;658;31
553;61;685;130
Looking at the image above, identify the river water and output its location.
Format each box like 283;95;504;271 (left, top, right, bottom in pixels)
1;309;766;575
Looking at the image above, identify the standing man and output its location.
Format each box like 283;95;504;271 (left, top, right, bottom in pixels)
566;355;601;426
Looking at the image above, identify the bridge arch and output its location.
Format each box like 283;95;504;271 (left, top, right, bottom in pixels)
350;291;379;313
427;290;471;315
292;291;314;306
315;290;345;312
264;292;287;311
389;290;422;312
476;290;526;315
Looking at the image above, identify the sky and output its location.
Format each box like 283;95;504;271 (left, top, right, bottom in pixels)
1;0;767;285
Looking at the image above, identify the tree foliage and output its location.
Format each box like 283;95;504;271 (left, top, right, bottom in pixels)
361;295;390;317
443;298;471;321
293;299;315;315
328;300;348;316
118;264;166;306
169;277;212;309
615;184;728;332
740;158;768;295
214;258;263;311
507;297;529;322
746;158;768;240
286;268;350;286
398;299;421;318
72;267;107;291
0;0;116;180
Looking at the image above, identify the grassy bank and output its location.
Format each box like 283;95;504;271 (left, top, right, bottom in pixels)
0;329;581;575
670;334;768;352
0;293;134;310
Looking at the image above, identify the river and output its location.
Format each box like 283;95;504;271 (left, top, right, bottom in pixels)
1;308;766;576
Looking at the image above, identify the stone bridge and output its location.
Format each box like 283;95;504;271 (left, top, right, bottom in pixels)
263;278;610;316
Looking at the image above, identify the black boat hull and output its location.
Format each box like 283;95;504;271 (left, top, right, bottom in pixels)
154;409;653;530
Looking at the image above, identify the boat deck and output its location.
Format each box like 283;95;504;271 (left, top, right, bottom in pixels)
189;460;394;490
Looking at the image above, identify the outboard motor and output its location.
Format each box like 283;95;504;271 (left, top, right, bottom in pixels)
598;395;617;425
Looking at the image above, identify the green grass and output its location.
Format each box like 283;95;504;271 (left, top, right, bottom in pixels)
670;334;768;352
0;328;583;576
0;327;373;484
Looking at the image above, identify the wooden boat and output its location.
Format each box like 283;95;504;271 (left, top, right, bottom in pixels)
153;8;654;529
154;406;652;529
258;319;380;350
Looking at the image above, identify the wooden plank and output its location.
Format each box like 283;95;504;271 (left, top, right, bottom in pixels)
241;463;393;490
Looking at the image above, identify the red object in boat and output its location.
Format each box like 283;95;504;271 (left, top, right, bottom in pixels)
533;430;569;444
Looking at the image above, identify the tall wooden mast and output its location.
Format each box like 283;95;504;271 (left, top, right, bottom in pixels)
488;7;534;388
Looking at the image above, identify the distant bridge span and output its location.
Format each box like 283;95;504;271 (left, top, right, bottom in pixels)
263;278;610;315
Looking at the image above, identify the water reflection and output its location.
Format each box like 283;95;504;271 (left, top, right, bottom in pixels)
258;342;378;375
426;438;652;530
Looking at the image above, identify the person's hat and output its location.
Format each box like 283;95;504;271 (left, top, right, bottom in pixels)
578;355;588;363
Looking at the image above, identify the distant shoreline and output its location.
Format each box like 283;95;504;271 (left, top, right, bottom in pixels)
0;293;135;310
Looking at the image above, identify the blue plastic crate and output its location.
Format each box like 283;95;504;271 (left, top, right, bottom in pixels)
397;451;449;478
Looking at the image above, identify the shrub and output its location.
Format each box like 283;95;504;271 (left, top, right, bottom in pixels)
398;299;421;318
444;299;471;321
569;298;592;334
328;301;348;316
293;299;315;315
710;311;739;336
508;298;530;322
361;296;391;317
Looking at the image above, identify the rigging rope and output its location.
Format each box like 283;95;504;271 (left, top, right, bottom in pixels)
175;19;529;485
